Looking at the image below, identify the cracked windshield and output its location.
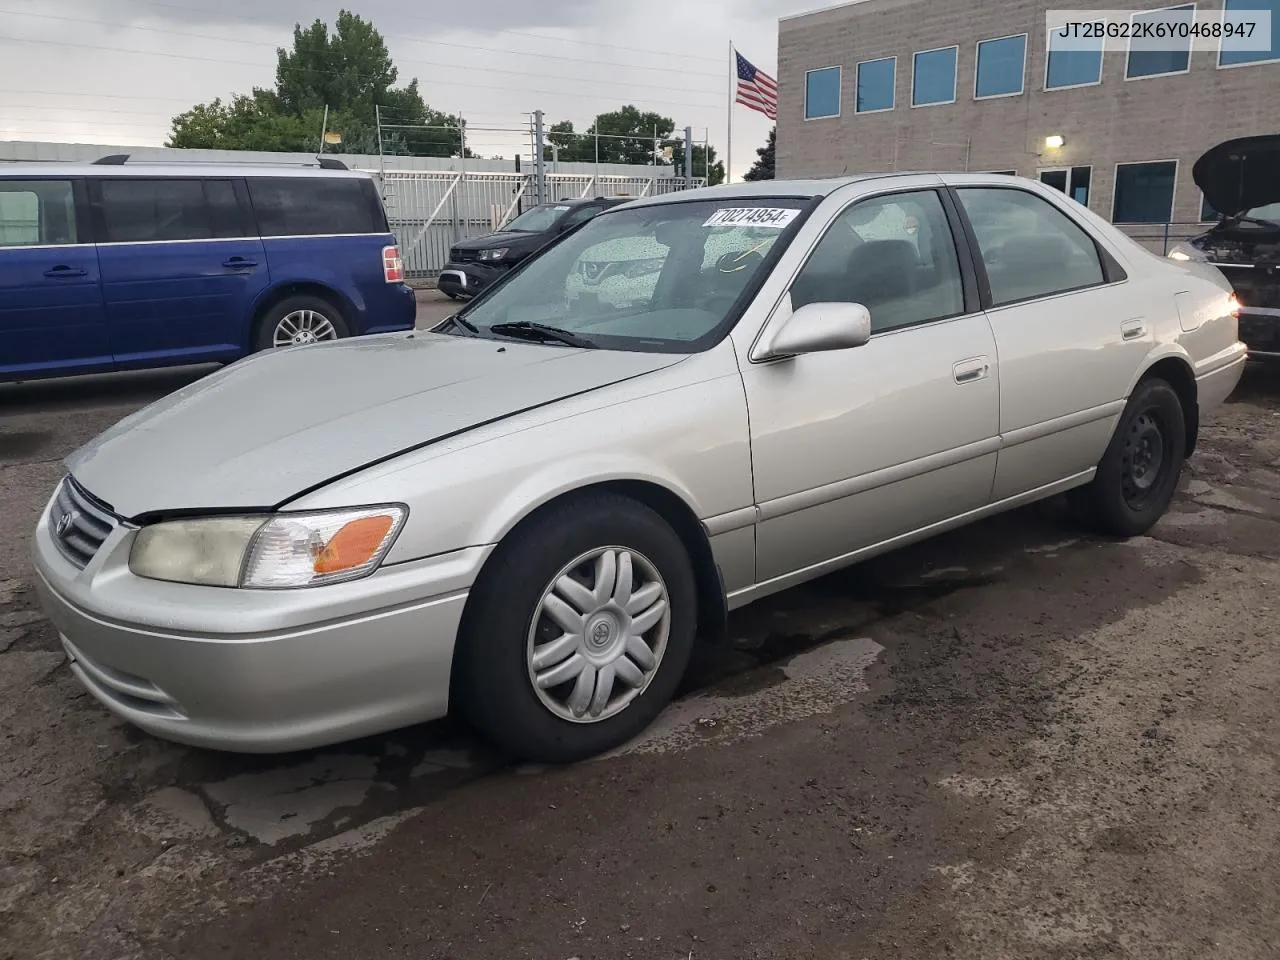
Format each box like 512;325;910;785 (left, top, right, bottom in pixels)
456;200;806;349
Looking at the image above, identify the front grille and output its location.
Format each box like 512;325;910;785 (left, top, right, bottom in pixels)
49;477;117;569
449;247;479;264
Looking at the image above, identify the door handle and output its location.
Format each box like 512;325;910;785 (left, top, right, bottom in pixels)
222;257;258;268
953;357;991;384
1121;319;1147;341
43;266;86;278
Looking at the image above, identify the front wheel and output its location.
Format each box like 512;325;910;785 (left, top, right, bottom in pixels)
1069;377;1186;537
253;295;350;352
454;493;698;763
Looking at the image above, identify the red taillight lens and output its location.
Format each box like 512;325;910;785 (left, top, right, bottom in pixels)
1228;293;1241;318
382;245;404;284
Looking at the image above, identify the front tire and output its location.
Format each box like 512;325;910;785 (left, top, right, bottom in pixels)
454;493;698;763
253;295;350;351
1070;377;1186;537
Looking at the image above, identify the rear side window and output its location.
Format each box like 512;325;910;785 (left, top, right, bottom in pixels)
955;187;1105;307
0;180;78;247
248;177;385;237
97;178;244;243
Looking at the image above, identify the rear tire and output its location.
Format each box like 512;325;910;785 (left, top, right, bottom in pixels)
253;295;350;352
454;493;698;764
1069;377;1186;537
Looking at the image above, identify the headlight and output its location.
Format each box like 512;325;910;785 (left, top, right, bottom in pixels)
129;505;407;589
478;247;509;262
1167;242;1206;262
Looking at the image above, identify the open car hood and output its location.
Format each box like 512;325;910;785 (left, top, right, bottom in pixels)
1192;134;1280;218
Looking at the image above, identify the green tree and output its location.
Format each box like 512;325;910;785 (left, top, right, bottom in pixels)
742;127;776;181
167;10;464;157
668;140;725;186
546;106;675;165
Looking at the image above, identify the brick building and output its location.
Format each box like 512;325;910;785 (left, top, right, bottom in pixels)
776;0;1280;233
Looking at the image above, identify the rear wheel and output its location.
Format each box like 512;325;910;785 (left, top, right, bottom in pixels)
454;493;698;763
253;295;350;352
1069;377;1186;537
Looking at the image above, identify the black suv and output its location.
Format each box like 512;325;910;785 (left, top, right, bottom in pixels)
1170;134;1280;360
438;197;630;300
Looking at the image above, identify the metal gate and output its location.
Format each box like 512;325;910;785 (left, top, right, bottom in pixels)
375;170;707;279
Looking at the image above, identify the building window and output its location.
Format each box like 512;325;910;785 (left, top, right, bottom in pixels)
912;46;958;106
1045;22;1105;88
1220;0;1280;67
855;57;896;113
1039;166;1092;206
1126;4;1196;79
975;34;1027;98
805;66;842;119
1113;161;1178;223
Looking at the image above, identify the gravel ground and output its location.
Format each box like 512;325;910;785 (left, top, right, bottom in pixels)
1;319;1277;959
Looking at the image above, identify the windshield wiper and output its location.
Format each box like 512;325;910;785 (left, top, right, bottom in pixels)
1227;215;1280;229
488;321;597;348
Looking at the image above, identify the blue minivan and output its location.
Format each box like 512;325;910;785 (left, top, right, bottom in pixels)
0;156;416;383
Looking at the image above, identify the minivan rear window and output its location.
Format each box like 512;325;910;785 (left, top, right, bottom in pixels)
248;177;385;237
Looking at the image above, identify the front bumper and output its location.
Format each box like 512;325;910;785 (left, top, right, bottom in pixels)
437;261;508;298
1238;307;1280;360
32;491;488;753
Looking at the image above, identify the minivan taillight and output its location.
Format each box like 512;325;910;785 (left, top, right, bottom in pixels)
382;245;405;283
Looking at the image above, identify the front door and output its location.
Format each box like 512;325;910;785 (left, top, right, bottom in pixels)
738;187;1002;584
92;177;269;367
0;177;109;380
951;184;1150;500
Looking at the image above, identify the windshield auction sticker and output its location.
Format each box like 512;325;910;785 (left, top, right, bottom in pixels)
703;208;801;229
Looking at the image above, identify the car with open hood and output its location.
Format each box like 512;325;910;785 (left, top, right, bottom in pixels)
32;173;1246;763
1167;134;1280;359
437;197;628;300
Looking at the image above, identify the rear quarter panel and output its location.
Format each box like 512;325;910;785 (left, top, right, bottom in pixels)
257;233;415;338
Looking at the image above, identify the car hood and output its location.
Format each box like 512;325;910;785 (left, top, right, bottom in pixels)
452;230;543;252
67;332;684;519
1193;134;1280;218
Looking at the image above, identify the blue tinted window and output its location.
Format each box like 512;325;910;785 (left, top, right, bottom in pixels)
975;35;1027;97
1201;193;1222;221
912;46;958;105
1046;24;1104;87
1126;4;1195;78
805;66;842;119
856;57;896;112
1220;0;1280;66
1113;161;1178;223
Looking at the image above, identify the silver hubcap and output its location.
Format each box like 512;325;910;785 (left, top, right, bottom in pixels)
526;546;670;724
273;309;338;347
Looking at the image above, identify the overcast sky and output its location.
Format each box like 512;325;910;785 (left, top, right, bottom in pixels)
0;0;816;179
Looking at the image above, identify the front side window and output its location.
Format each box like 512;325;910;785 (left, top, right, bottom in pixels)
1113;161;1178;223
1126;3;1196;79
975;34;1028;98
98;179;221;243
956;188;1106;306
856;57;896;112
248;177;384;237
1220;0;1280;66
0;180;77;247
913;46;958;106
791;190;965;333
456;198;808;352
1046;22;1105;88
805;66;842;119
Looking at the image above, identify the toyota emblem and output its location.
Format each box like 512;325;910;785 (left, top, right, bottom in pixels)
55;511;77;539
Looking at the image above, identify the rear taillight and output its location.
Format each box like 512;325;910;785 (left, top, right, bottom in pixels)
382;244;405;284
1228;292;1241;318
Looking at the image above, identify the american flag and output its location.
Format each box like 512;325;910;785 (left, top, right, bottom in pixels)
735;50;778;120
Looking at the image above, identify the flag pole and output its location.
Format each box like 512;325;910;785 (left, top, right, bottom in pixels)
726;40;734;184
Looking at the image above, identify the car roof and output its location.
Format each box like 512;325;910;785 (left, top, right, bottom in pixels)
618;173;925;209
0;161;374;180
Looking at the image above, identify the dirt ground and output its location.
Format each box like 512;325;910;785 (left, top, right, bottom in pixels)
1;314;1278;959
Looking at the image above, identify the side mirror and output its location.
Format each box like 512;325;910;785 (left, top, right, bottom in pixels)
754;301;872;361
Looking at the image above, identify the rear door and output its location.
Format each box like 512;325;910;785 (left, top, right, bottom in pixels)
0;177;109;379
92;176;268;367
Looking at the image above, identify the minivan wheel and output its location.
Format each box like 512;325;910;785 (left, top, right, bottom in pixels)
455;492;698;763
1069;377;1186;538
253;295;350;351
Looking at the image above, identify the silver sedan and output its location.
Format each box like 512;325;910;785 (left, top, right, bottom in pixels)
33;173;1247;762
